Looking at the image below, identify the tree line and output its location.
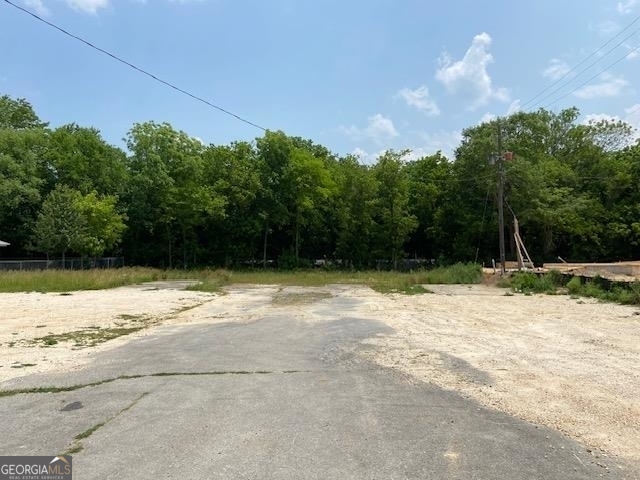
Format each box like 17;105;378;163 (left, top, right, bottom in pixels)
1;94;638;268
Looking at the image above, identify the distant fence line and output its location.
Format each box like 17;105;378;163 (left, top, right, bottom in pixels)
0;257;125;271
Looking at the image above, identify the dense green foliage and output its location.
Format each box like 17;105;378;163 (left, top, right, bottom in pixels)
0;94;639;268
506;271;640;304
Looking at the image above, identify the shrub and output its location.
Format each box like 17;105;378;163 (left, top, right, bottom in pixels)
510;272;557;294
566;276;582;294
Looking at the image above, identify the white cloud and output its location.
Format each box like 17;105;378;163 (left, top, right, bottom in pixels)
417;130;463;159
584;106;640;132
624;104;640;131
479;113;496;124
22;0;49;15
543;59;570;81
506;99;522;115
617;0;637;14
341;114;399;143
396;86;440;116
583;111;640;147
435;32;509;109
596;20;620;35
351;145;454;165
351;148;386;165
573;73;629;99
583;113;621;124
477;101;519;126
65;0;109;13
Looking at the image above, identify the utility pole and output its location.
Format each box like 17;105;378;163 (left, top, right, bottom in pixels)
496;120;506;275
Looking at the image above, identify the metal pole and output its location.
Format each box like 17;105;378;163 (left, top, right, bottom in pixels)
497;120;506;275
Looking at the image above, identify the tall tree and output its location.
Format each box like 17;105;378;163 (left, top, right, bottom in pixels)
255;130;294;266
124;122;225;267
32;186;85;261
32;186;126;260
0;128;47;253
202;141;263;265
45;124;128;196
333;155;378;268
405;151;451;260
0;95;47;130
285;148;335;265
372;150;417;268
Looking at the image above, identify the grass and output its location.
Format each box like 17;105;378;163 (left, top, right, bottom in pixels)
188;263;481;294
32;326;145;348
0;263;482;294
0;267;192;293
506;271;561;294
503;270;640;305
566;275;640;305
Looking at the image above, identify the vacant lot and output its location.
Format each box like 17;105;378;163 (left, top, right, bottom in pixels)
1;282;638;468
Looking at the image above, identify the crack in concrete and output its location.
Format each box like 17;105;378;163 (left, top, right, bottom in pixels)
0;370;307;398
62;392;149;456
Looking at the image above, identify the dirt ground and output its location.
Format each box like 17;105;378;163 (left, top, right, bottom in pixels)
1;282;639;468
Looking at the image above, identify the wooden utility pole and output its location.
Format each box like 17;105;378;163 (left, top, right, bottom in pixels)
496;121;506;275
513;216;534;270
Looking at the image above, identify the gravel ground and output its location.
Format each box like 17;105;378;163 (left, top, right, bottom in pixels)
1;282;638;469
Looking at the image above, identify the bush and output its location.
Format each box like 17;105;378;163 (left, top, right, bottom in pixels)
566;276;582;294
416;263;482;284
510;272;557;294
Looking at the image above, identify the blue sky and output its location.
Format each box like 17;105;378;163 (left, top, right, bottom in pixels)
1;0;639;161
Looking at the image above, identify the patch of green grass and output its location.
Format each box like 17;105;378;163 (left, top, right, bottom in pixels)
75;421;107;440
188;263;481;294
415;263;483;284
567;277;640;305
0;263;482;295
0;267;194;293
0;370;301;399
511;272;640;306
33;326;144;348
62;444;83;456
509;271;561;294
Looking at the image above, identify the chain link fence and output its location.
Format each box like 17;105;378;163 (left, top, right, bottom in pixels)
0;257;125;271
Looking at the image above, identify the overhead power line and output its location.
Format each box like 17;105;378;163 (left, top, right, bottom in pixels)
1;0;267;132
521;14;640;111
543;42;640;109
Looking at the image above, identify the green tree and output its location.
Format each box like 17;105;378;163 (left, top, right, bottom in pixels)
372;150;418;268
202;141;263;265
333;155;378;268
32;186;84;261
45;124;128;196
32;186;126;259
285;148;335;266
124;122;225;267
405;151;451;260
73;192;127;257
255;130;294;266
0;95;47;130
0;128;47;252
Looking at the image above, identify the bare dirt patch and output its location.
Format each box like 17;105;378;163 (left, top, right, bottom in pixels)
0;282;214;382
